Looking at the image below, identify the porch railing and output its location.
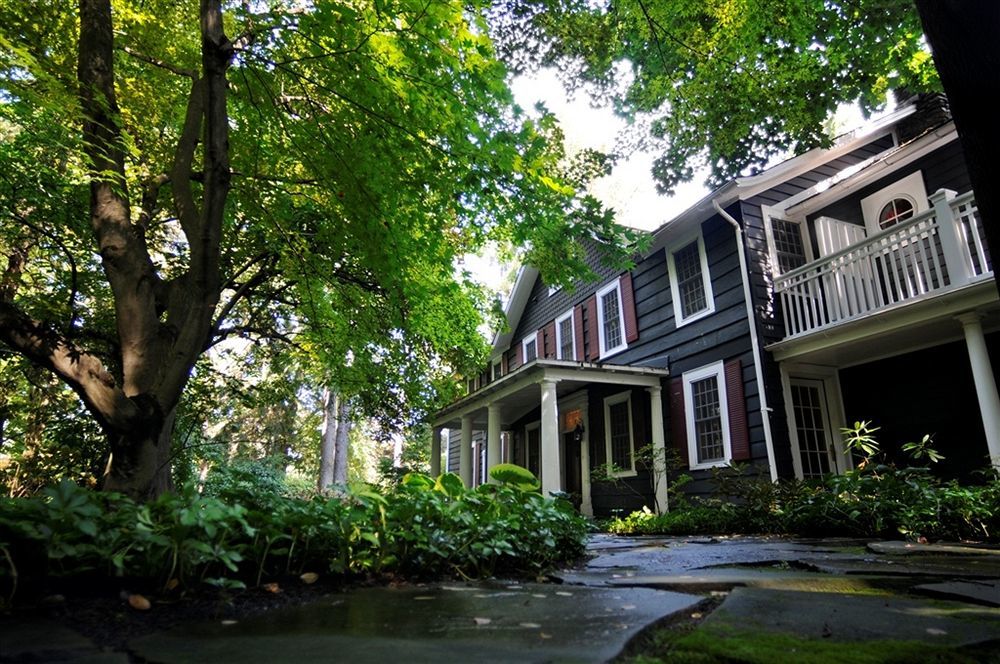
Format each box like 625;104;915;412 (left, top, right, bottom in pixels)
775;189;992;340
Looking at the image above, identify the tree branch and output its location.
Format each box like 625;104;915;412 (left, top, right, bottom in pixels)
119;45;196;78
0;301;142;432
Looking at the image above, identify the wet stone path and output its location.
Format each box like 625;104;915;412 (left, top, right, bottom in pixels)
3;535;999;662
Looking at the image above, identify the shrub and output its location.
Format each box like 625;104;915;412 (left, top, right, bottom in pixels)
0;469;587;605
605;424;999;542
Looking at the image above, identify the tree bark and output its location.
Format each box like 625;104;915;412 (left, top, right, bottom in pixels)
333;397;351;486
914;0;1000;296
318;389;338;490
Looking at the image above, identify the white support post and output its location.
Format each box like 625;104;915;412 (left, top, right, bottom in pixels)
648;385;670;514
929;189;970;287
459;415;473;487
540;378;562;496
430;428;442;477
957;313;1000;468
487;403;502;483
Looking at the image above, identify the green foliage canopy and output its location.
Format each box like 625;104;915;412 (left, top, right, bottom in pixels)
1;0;643;495
491;0;939;192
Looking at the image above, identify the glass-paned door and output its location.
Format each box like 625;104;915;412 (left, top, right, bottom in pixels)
790;378;836;479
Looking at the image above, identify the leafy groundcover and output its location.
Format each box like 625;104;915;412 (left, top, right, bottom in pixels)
0;469;587;605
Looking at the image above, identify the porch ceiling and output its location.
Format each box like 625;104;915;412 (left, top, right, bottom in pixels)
432;359;668;430
767;279;1000;368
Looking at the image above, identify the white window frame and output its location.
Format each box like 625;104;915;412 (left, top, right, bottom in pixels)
554;309;576;361
667;232;715;327
521;334;538;364
491;359;502;382
779;363;849;480
603;391;636;477
596;280;627;358
683;361;732;470
860;170;928;236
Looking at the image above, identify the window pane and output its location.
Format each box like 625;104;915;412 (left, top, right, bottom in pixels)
772;218;807;273
559;317;574;359
878;198;915;229
692;376;724;463
608;400;631;469
601;288;623;350
674;241;707;318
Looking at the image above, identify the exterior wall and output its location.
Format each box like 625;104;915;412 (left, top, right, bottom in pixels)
740;134;896;478
838;332;1000;480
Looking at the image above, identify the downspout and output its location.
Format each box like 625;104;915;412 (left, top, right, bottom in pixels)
712;198;779;482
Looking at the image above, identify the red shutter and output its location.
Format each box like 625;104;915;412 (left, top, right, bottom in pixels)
501;353;508;376
726;359;750;461
515;343;523;369
621;272;639;343
543;321;556;358
669;377;689;467
573;305;585;361
536;329;545;360
585;295;600;360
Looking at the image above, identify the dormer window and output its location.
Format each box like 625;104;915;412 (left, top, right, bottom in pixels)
596;281;627;357
555;310;575;360
521;334;537;363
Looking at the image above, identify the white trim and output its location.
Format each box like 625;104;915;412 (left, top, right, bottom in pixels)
603;390;637;477
554;308;576;361
596;280;628;358
683;360;732;470
667;232;716;327
860;170;928;236
521;334;538;364
491;359;502;382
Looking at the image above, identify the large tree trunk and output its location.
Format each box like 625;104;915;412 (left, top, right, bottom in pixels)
332;397;351;486
0;0;233;500
318;389;338;490
914;0;1000;296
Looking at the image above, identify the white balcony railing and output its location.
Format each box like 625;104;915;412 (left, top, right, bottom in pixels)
775;189;992;340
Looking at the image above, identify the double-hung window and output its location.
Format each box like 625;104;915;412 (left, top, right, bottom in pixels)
596;281;627;357
603;391;635;476
521;334;538;364
555;310;575;360
667;234;715;326
683;361;731;469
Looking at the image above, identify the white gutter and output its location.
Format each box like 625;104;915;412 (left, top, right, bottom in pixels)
712;198;779;482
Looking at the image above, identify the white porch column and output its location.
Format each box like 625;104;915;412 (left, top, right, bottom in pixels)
648;385;670;514
487;403;502;483
957;312;1000;467
540;378;562;496
459;415;473;487
430;428;442;477
930;189;971;287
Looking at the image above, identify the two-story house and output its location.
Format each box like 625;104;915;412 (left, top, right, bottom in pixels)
430;95;998;517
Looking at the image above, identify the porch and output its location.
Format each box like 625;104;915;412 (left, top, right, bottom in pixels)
431;359;670;515
770;188;1000;468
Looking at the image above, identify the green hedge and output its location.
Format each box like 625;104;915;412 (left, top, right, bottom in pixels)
0;471;587;602
606;465;1000;542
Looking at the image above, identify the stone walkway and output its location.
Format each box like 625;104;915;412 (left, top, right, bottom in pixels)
2;535;998;662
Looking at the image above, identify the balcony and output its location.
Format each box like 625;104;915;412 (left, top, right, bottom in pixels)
774;189;993;342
